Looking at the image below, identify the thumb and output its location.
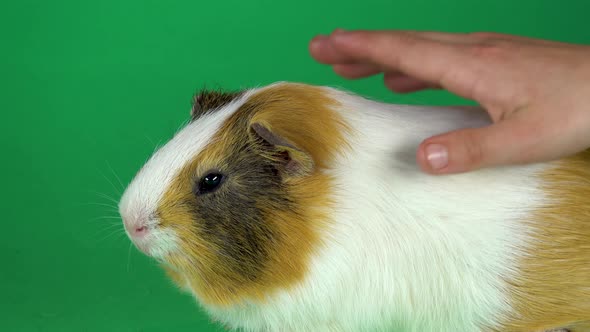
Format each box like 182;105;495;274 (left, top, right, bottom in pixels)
416;119;531;174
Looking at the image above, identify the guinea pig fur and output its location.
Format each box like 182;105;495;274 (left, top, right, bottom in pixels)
118;82;590;332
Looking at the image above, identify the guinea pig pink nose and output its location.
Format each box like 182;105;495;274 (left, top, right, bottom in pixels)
133;225;148;236
122;215;150;238
130;224;148;237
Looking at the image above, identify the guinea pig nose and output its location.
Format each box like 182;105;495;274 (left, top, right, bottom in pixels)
134;226;147;235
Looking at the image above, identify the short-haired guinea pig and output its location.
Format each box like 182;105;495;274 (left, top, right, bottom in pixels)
119;82;590;332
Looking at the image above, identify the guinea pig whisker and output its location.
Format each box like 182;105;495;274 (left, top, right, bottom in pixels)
143;134;156;146
90;222;122;233
97;168;123;196
78;202;119;212
89;190;121;206
87;216;122;223
77;201;117;208
144;134;164;156
105;160;126;193
96;228;127;243
93;222;124;237
126;241;133;273
93;220;124;234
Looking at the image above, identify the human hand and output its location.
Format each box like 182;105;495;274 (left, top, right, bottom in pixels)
309;30;590;175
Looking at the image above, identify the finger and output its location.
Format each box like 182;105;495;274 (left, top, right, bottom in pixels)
332;63;382;79
406;30;483;44
332;64;435;91
408;30;567;47
309;31;469;65
384;71;439;93
310;30;566;67
309;34;358;64
416;116;540;174
328;30;475;92
462;31;573;47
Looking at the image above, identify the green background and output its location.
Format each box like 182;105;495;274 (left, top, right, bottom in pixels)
1;1;588;331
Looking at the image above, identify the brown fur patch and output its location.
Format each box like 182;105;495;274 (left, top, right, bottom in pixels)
499;150;590;332
158;83;352;307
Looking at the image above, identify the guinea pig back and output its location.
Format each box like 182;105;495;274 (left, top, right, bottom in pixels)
119;82;590;332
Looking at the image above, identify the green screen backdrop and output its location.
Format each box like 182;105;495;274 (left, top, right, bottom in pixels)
1;1;588;331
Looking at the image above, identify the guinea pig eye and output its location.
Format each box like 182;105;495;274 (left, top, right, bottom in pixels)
197;172;224;195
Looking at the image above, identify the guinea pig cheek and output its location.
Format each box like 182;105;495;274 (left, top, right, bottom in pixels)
154;201;205;266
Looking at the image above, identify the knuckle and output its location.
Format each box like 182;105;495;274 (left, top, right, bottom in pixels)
468;31;504;41
468;42;505;58
458;131;487;167
394;31;419;46
466;36;512;59
373;31;418;53
332;65;353;78
367;32;417;68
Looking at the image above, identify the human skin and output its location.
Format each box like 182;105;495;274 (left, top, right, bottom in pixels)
309;29;590;175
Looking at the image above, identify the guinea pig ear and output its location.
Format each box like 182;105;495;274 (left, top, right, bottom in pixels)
249;122;314;178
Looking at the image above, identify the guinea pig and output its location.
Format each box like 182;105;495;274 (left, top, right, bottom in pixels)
118;82;590;332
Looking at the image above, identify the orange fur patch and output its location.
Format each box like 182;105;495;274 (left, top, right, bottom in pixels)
499;150;590;332
157;83;352;307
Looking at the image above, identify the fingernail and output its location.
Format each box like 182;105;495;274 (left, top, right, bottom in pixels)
426;144;448;170
332;28;347;34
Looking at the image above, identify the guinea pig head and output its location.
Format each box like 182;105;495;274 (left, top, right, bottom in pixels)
119;83;350;307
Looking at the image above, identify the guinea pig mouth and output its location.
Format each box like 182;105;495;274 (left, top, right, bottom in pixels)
132;239;152;256
125;230;152;255
123;221;159;256
125;224;178;260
